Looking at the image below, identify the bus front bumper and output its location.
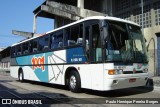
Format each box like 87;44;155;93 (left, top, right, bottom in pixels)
104;74;148;90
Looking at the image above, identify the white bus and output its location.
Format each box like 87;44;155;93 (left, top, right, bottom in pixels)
10;16;149;92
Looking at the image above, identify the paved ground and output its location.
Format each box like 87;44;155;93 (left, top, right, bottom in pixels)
151;77;160;87
0;72;160;107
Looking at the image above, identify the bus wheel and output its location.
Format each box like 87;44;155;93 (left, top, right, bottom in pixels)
69;71;81;93
19;70;24;82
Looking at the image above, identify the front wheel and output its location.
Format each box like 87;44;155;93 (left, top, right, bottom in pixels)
69;71;81;93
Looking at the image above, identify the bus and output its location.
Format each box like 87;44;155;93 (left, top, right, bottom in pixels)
10;16;149;93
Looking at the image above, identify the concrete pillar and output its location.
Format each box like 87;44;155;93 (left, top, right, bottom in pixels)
151;9;155;27
33;15;37;33
103;0;112;16
54;16;58;28
77;0;84;9
131;15;135;22
109;0;113;16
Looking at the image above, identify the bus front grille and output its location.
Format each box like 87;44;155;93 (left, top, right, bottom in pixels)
123;71;143;74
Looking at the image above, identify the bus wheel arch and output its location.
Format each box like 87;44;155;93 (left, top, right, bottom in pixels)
18;68;24;82
65;67;81;93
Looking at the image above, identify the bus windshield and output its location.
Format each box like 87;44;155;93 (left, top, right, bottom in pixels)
105;20;148;63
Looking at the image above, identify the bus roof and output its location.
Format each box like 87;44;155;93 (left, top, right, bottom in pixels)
12;16;139;47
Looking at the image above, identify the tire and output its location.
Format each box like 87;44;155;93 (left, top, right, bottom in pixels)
18;70;24;82
69;71;81;93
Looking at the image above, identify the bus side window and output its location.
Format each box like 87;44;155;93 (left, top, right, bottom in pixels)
85;26;90;59
33;40;38;52
76;24;83;45
56;31;63;48
50;33;56;49
39;35;49;51
11;47;16;57
30;39;38;53
16;45;22;56
50;31;63;49
29;41;32;53
23;42;29;54
25;42;29;54
66;24;83;47
65;28;70;47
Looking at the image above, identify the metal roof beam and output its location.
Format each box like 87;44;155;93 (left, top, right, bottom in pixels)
12;30;39;38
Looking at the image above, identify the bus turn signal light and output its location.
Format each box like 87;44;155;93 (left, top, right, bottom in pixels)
108;70;115;75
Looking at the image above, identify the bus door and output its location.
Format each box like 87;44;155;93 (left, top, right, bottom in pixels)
90;24;102;62
84;21;104;90
84;22;103;63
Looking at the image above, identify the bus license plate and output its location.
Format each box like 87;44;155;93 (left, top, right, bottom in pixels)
129;78;136;82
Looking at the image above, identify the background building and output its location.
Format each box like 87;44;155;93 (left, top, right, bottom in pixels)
112;0;160;76
0;47;10;71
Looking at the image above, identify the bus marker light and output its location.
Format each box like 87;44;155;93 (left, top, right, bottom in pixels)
108;70;115;75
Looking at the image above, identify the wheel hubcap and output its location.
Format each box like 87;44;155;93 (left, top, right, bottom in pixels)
70;75;76;89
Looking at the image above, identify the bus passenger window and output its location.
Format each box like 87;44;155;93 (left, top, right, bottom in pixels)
33;40;38;52
50;31;63;49
50;33;56;49
65;28;70;47
30;39;38;53
56;31;63;48
22;42;29;54
65;24;83;47
39;35;49;51
29;42;32;53
11;47;16;57
76;24;83;45
16;45;22;55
